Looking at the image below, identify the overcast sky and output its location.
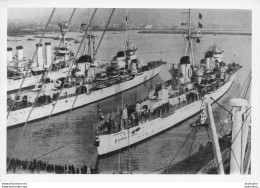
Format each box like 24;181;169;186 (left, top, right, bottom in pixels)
7;8;252;29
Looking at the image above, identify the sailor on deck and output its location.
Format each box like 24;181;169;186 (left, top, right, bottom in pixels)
136;102;141;119
121;105;128;129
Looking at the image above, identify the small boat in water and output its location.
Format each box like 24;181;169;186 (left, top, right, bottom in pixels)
7;36;21;42
190;120;209;127
74;38;80;43
26;38;36;41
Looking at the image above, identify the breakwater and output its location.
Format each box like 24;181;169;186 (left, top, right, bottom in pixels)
138;30;252;36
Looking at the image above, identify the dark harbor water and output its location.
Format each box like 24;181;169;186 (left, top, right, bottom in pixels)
7;31;251;174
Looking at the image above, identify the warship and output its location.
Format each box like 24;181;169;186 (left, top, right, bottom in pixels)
7;22;75;92
93;10;242;156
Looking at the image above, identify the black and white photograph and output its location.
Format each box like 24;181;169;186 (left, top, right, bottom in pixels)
0;0;260;187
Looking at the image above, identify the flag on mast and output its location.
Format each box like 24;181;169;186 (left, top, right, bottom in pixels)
198;22;203;29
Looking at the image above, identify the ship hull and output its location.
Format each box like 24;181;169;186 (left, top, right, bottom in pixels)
7;67;71;92
7;75;42;92
7;65;162;127
96;71;238;156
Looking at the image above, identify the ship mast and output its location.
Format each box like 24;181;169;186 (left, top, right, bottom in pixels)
188;9;191;43
82;13;89;56
88;34;92;56
125;9;131;173
92;35;96;59
121;9;128;109
125;9;129;53
119;8;131;173
58;22;68;48
81;11;97;60
184;9;196;67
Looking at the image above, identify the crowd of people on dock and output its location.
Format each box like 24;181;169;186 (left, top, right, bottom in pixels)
7;157;98;174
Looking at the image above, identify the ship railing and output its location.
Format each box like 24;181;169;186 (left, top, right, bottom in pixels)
8;92;75;112
197;158;217;174
95;91;200;136
95;121;127;136
137;91;200;123
8;83;95;112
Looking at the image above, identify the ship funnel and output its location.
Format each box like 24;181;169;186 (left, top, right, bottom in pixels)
219;61;227;79
195;67;204;84
16;46;23;61
213;46;222;54
36;44;43;68
205;58;212;73
7;47;13;62
230;98;249;174
179;56;192;84
45;42;52;68
213;46;223;62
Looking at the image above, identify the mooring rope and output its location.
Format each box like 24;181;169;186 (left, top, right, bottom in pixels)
210;97;232;115
64;8;115;125
222;71;251;123
36;141;74;160
195;126;214;173
238;71;251;98
144;128;194;174
184;126;198;173
42;8;98;171
216;115;228;136
129;147;139;171
25;9;77;170
45;9;116;169
22;8;97;170
214;109;251;173
242;74;251;99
